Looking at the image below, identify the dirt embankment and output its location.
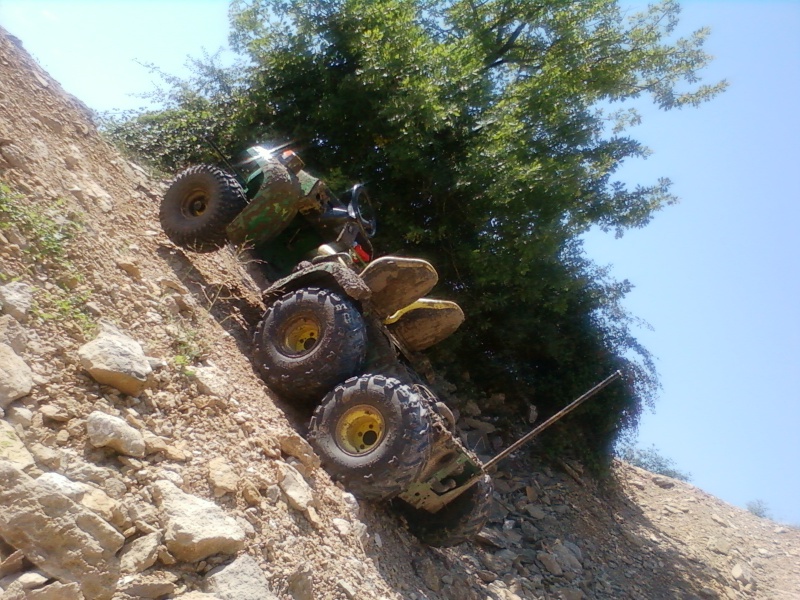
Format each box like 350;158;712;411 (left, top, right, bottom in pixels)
0;27;798;600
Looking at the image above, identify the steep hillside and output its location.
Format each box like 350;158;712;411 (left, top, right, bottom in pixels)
1;27;798;600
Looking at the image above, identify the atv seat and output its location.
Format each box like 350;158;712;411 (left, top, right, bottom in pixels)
359;256;438;319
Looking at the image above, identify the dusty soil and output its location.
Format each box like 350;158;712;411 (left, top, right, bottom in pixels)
1;26;798;600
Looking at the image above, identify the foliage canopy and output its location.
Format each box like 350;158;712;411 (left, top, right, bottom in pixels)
103;0;725;465
617;443;692;481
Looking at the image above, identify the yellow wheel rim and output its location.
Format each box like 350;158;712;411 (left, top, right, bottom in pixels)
281;315;321;355
336;405;385;455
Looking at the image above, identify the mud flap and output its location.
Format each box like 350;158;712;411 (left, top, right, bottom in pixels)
385;299;464;351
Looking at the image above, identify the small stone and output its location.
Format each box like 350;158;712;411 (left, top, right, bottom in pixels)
279;434;321;469
119;576;177;599
39;403;70;422
0;314;27;353
208;456;238;497
707;538;732;555
152;479;245;562
711;514;729;528
193;364;234;399
477;570;498;583
651;475;675;489
0;343;34;408
35;472;86;500
332;518;351;536
731;562;754;585
119;532;161;574
288;567;314;600
338;581;358;600
115;260;141;280
537;552;563;576
26;581;83;599
525;505;546;520
0;420;34;470
78;322;152;396
240;478;263;506
278;463;315;514
412;557;442;592
0;282;33;322
81;487;119;522
205;554;277;600
86;411;146;457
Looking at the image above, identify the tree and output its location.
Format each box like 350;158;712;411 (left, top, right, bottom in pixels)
746;499;771;519
105;0;725;465
617;443;692;481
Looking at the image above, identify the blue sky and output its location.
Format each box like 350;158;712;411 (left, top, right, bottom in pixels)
2;0;798;525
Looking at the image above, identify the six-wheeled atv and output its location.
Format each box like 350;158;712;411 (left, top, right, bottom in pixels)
160;145;493;545
159;144;623;547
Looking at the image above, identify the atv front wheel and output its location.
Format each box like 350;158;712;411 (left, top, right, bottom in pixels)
393;473;493;547
160;164;247;252
308;374;431;500
253;287;367;403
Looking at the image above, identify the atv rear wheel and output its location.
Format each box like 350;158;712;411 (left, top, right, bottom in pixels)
253;287;367;403
308;374;431;500
393;473;493;547
160;164;247;252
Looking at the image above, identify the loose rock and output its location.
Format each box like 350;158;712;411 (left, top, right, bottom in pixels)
0;460;123;600
152;479;245;562
0;420;34;470
0;343;33;408
205;554;278;600
0;282;33;322
86;411;146;457
77;322;152;396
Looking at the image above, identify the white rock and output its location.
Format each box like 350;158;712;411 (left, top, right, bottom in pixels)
35;472;87;500
0;343;33;408
0;460;123;600
152;479;245;562
1;570;49;590
208;456;238;497
0;419;34;470
86;411;146;457
731;562;754;584
5;405;32;427
288;567;314;600
193;364;233;398
278;434;321;469
0;281;33;322
205;554;278;600
278;463;316;514
119;531;161;574
26;581;84;599
78;322;152;396
332;518;351;536
0;314;27;353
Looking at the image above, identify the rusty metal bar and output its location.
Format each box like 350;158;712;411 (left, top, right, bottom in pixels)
483;370;623;472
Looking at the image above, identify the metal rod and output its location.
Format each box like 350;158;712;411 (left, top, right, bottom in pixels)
204;136;243;183
483;370;623;471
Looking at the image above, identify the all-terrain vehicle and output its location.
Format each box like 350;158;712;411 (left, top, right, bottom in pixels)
160;145;492;545
159;145;623;546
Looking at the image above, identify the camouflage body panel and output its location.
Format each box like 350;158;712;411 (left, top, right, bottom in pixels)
262;261;372;304
226;148;327;247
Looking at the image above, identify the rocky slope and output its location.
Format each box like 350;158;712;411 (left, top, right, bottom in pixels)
1;26;798;600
